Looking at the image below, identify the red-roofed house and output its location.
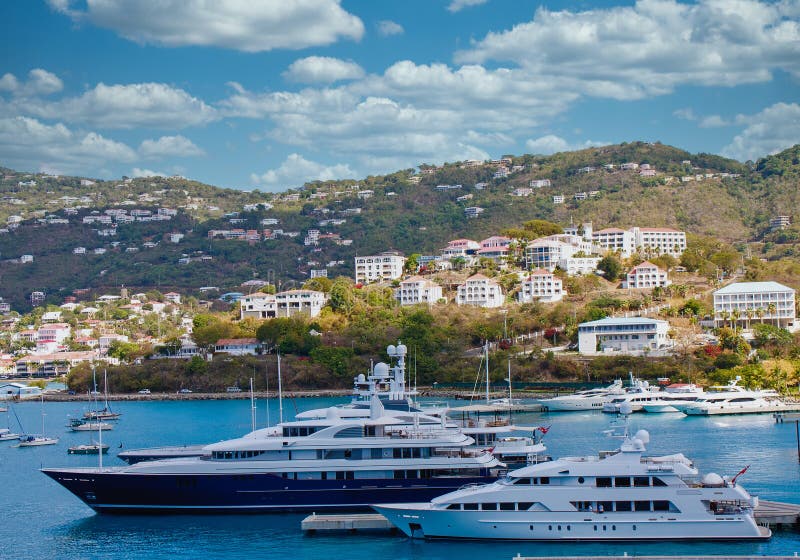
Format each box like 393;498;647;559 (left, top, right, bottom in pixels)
518;269;565;303
625;261;671;289
455;274;504;308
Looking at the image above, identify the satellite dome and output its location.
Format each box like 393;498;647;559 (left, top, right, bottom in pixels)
387;344;397;356
325;407;341;420
374;362;390;376
619;402;633;415
356;374;366;383
397;344;407;356
634;429;650;444
702;473;725;487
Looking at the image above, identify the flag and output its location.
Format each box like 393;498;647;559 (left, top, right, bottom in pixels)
538;425;550;434
731;465;749;486
482;446;495;454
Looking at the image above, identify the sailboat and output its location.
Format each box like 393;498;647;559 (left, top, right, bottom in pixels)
0;405;20;441
17;395;58;447
83;369;121;421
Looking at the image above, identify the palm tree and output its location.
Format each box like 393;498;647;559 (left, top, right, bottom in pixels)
755;307;765;326
730;308;741;333
767;303;778;328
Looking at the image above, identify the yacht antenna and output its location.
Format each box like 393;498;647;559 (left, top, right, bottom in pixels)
506;357;513;422
277;352;284;424
250;377;256;432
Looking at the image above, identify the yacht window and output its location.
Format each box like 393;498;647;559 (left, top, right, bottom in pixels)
652;477;667;487
463;503;479;511
578;477;585;484
446;504;461;510
634;501;650;511
653;501;670;511
482;503;498;511
599;501;613;513
633;476;649;487
596;477;612;488
614;477;630;487
539;477;550;485
517;502;534;511
499;503;515;511
615;501;632;512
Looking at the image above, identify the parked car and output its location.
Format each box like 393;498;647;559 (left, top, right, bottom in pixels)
177;388;192;394
138;389;151;394
226;386;242;393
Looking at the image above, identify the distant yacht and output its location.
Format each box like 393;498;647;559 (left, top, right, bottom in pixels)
374;415;770;541
539;380;624;412
642;384;705;413
602;376;661;413
675;378;800;416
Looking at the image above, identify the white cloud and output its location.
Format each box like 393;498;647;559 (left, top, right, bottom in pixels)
447;0;489;13
0;69;63;97
699;115;731;128
673;108;697;121
22;82;217;129
525;135;608;155
139;135;205;158
0;116;136;175
456;0;800;99
131;167;167;178
250;153;356;190
377;20;404;36
722;102;800;161
49;0;364;52
283;56;365;84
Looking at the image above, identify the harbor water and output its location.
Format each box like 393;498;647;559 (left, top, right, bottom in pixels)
3;397;800;559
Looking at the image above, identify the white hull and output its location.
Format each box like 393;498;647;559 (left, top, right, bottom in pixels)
540;398;606;412
375;506;769;541
682;401;800;416
71;423;114;431
642;403;680;413
18;436;58;447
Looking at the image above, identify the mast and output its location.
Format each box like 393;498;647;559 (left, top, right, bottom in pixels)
249;378;256;432
485;341;490;404
264;359;271;428
277;352;284;424
507;357;513;421
98;410;103;469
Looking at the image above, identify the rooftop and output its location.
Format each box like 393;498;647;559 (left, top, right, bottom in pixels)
714;281;794;295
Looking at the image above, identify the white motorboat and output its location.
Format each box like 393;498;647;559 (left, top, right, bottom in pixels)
374;419;769;541
642;384;705;413
68;442;110;455
70;420;114;432
0;427;20;441
602;377;661;413
538;380;624;411
676;379;800;416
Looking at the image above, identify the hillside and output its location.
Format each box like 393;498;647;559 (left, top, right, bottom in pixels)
1;142;798;311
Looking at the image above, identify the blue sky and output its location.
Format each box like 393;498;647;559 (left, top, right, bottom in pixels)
1;0;798;191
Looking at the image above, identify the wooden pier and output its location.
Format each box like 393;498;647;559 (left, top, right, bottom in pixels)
302;500;800;534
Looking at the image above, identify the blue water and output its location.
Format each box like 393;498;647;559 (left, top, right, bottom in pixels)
3;398;800;559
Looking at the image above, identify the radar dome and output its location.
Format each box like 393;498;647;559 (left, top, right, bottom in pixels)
702;473;725;487
325;407;341;420
386;344;397;356
397;344;407;356
634;429;650;444
357;373;366;383
619;402;633;415
374;362;390;376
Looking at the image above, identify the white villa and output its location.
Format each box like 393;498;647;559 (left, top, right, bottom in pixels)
578;317;673;355
455;274;504;308
712;281;797;332
592;227;686;258
517;270;564;303
354;251;406;284
240;290;327;319
394;277;443;306
624;261;671;289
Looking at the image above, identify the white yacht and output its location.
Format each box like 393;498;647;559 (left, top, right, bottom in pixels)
0;427;20;441
602;377;661;413
374;421;770;541
642;384;705;413
538;380;624;412
676;379;800;416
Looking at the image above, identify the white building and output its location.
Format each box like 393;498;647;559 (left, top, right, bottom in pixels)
464;206;484;218
578;317;673;355
524;239;584;271
395;276;443;306
442;239;480;260
552;195;565;204
625;261;671;289
634;227;686;258
518;270;564;303
455;274;504;308
214;338;261;356
354;251;406;284
558;256;601;276
592;227;636;256
530;179;551;188
274;290;327;318
239;292;276;320
713;281;797;332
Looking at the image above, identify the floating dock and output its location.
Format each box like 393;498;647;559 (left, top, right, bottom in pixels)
302;500;800;534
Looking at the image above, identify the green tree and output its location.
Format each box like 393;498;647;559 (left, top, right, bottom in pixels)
597;255;622;281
